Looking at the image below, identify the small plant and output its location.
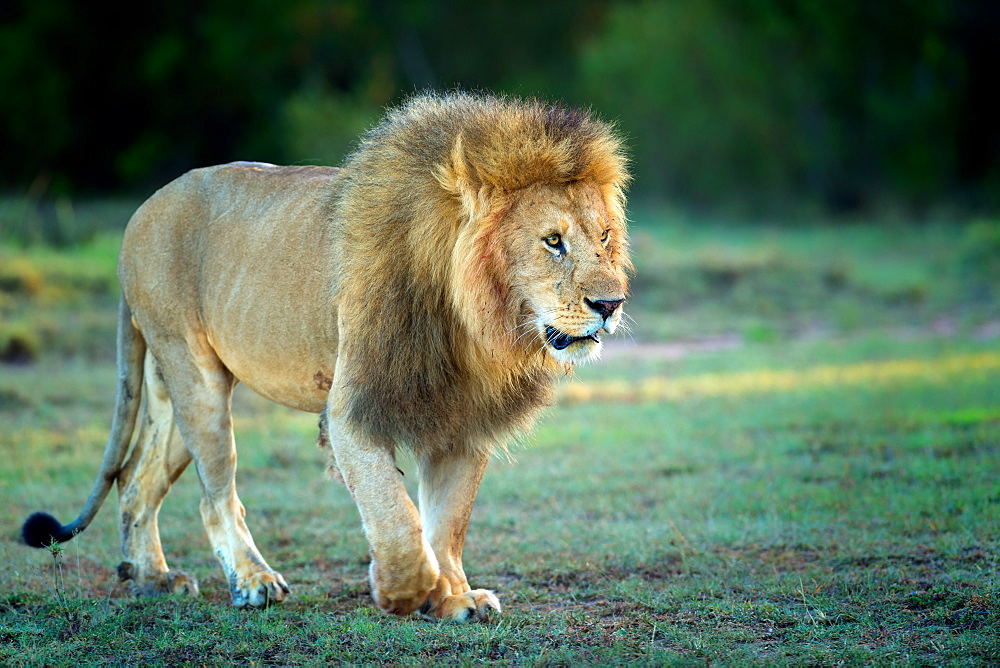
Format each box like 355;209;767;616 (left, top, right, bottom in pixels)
40;538;82;639
43;540;66;601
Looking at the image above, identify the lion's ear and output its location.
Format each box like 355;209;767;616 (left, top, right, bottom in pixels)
435;134;489;221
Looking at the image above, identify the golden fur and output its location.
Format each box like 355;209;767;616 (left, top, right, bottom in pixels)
21;92;630;622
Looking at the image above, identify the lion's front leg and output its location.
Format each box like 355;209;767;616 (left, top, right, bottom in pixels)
327;413;440;616
416;447;500;623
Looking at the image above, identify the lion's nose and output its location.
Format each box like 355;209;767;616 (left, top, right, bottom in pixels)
584;297;625;320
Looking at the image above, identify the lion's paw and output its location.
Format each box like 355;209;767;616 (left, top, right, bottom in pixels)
117;562;200;597
231;570;290;608
423;589;501;623
370;556;440;617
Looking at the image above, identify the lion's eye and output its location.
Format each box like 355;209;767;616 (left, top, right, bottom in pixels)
600;229;610;244
543;233;562;249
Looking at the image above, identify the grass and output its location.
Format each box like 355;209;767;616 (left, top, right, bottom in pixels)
1;206;999;664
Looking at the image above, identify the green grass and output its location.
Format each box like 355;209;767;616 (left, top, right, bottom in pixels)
1;208;999;664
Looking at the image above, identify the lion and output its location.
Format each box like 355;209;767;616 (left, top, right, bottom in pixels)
21;91;630;622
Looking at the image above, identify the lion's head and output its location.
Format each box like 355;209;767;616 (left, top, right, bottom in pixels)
333;92;630;446
488;180;629;364
431;97;631;366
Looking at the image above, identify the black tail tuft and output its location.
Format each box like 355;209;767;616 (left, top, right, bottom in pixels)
21;512;74;548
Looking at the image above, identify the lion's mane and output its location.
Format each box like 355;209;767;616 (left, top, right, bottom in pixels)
329;92;629;453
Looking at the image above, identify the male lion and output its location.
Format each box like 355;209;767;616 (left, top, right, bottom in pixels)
21;92;630;622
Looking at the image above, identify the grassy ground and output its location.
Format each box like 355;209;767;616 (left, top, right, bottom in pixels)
1;207;999;664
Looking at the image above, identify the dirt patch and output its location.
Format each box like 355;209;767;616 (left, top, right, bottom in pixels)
719;544;830;575
518;558;687;591
19;555;126;600
601;335;742;360
602;319;1000;362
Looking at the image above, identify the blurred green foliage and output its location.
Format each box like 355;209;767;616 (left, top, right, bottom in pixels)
0;197;139;247
580;0;991;211
959;219;1000;287
0;0;996;214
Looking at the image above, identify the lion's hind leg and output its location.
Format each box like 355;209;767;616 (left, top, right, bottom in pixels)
117;352;198;597
151;338;289;608
417;448;501;623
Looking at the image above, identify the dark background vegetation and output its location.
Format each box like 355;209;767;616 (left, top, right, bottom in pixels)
2;0;998;215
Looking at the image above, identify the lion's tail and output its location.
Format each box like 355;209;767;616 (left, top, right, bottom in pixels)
21;293;145;548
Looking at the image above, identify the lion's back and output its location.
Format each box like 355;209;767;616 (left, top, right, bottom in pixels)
121;160;343;298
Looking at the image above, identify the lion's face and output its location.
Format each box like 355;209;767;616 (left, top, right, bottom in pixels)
505;182;629;364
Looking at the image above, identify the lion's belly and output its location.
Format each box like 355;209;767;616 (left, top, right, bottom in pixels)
201;256;340;414
205;295;337;413
215;341;333;414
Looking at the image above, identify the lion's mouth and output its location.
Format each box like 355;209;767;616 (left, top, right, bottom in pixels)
544;326;600;351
